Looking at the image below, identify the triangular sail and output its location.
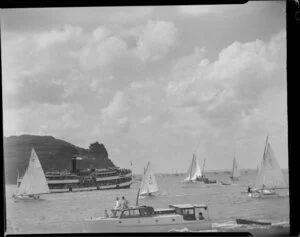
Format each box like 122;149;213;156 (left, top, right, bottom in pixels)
17;148;50;195
231;157;240;179
139;162;159;196
255;137;287;189
184;153;202;181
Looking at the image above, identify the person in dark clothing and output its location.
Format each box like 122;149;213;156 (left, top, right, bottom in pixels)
122;196;129;209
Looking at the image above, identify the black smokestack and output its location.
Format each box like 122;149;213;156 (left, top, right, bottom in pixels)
72;156;77;173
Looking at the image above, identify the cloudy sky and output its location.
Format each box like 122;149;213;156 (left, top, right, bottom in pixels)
1;2;287;174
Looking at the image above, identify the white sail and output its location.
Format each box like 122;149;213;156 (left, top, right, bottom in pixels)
17;148;50;195
139;162;159;196
255;137;287;189
184;153;202;181
231;157;240;180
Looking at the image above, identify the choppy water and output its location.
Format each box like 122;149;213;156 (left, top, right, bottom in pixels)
5;171;289;234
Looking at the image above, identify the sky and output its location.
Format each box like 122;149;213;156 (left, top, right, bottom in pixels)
1;2;287;174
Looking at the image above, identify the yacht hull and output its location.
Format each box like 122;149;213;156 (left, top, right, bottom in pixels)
83;217;212;232
12;195;44;202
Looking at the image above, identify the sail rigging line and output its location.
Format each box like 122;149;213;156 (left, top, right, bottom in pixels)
202;158;206;177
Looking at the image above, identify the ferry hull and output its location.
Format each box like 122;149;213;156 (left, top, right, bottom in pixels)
50;180;132;193
18;179;133;194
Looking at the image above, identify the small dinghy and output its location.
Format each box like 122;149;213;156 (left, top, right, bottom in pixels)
236;218;271;226
230;156;240;182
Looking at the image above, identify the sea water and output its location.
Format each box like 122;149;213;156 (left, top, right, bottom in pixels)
4;171;289;234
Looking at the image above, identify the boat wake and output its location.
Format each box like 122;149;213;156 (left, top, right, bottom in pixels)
168;228;219;232
174;194;190;197
212;221;238;229
271;220;289;227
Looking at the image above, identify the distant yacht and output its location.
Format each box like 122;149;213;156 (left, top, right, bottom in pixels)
183;153;202;182
13;148;50;201
184;153;217;184
230;156;240;182
200;158;218;184
139;162;159;197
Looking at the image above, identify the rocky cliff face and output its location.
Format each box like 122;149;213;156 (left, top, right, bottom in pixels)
4;135;115;184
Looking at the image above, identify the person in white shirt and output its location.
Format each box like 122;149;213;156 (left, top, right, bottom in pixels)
115;197;121;209
111;197;121;217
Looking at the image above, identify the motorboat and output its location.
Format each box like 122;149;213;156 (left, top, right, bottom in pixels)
84;204;212;232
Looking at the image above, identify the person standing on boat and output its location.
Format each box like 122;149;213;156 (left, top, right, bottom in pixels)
122;196;129;209
111;197;121;217
115;197;121;209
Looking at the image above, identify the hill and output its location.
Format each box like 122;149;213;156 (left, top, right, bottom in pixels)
3;134;115;184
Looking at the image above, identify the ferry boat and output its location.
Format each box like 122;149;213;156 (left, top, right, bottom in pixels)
84;204;212;232
17;156;132;193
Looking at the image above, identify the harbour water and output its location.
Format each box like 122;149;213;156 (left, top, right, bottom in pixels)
5;170;289;234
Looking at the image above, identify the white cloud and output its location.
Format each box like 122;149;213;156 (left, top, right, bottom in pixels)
117;117;129;126
140;115;153;124
135;20;178;61
3;102;84;138
34;25;83;48
164;30;286;140
78;36;128;70
92;27;111;41
101;91;129;123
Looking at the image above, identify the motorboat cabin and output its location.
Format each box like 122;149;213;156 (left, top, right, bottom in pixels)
84;204;212;232
168;204;210;221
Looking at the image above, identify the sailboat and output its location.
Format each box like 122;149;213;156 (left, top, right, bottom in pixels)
183;153;202;183
139;162;159;197
12;148;50;201
199;158;218;184
230;156;240;182
248;136;287;198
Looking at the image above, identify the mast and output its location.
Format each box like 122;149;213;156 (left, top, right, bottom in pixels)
135;188;140;206
263;135;269;159
130;160;133;179
202;158;206;177
231;156;236;178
